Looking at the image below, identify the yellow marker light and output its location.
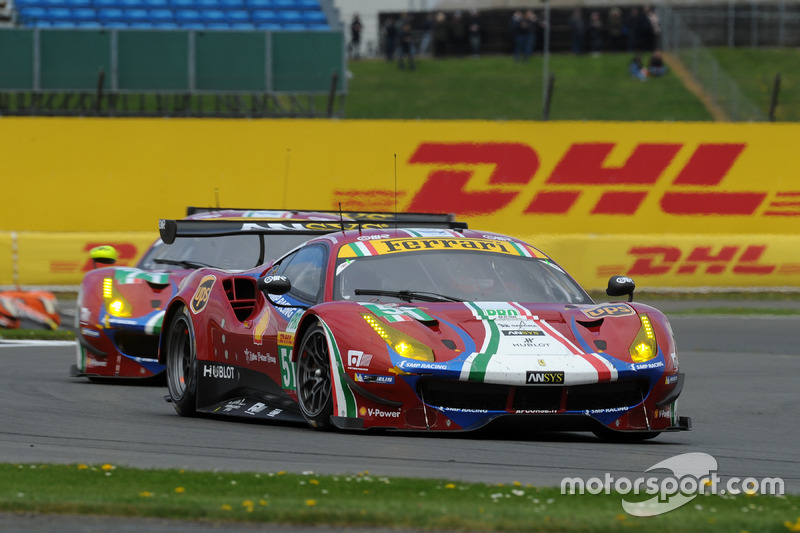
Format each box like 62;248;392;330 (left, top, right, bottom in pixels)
102;277;132;318
629;314;657;363
102;277;113;300
362;313;434;362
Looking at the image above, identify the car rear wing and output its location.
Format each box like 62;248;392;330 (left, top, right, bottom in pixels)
185;206;461;224
159;218;468;245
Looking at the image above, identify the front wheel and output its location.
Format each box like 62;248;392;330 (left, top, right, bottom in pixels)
165;306;198;417
296;324;334;430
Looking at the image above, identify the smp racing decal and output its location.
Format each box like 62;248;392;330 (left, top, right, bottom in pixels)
190;275;216;314
582;303;635;319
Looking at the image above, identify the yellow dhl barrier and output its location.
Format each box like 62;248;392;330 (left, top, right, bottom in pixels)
1;118;799;237
2;231;799;290
1;232;155;287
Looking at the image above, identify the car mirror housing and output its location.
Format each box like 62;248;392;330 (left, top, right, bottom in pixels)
606;275;636;302
257;275;291;295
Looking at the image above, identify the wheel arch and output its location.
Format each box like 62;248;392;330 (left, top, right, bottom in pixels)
158;298;189;365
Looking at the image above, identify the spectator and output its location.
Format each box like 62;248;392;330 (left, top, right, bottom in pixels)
418;13;434;57
520;10;538;61
629;55;647;81
645;7;662;51
624;7;640;52
383;16;398;61
607;7;624;51
398;22;416;70
510;10;524;61
647;50;668;76
348;14;363;60
588;10;603;56
568;9;585;55
467;9;482;57
432;11;449;58
449;10;467;56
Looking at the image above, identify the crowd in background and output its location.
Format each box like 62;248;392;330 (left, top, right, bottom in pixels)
357;6;666;71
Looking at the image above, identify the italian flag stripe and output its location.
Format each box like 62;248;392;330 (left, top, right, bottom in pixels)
321;320;357;417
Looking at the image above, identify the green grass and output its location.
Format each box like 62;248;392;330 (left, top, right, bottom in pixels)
709;47;800;121
345;54;713;121
1;464;797;531
0;328;74;340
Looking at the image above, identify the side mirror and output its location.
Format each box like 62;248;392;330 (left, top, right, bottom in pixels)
257;275;291;295
90;245;118;268
606;275;635;302
257;275;309;310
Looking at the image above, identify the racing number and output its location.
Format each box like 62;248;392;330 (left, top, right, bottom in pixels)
280;347;296;390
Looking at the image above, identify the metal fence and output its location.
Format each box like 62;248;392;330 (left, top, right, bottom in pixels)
658;3;769;121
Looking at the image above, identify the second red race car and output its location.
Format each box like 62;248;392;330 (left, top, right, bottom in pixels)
72;208;460;380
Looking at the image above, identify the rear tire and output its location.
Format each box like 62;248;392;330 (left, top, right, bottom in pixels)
296;324;334;430
165;306;198;417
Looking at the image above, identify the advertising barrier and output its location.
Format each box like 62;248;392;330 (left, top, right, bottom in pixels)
1;118;798;289
1;232;154;287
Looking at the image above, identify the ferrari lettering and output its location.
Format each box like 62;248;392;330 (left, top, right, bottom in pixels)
383;238;509;253
526;371;565;384
190;275;216;314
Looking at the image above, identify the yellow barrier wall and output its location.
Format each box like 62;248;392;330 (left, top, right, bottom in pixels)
528;234;800;289
1;118;798;289
2;232;155;286
2;118;798;234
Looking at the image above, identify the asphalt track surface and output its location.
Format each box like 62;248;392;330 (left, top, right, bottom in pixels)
1;307;799;531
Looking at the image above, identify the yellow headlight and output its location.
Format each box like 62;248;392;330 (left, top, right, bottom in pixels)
362;313;434;362
629;314;657;363
102;277;132;318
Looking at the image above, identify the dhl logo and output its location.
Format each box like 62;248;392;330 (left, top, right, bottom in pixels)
334;142;800;217
598;244;800;277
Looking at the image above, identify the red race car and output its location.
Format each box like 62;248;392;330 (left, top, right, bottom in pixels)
73;208;458;380
158;221;690;440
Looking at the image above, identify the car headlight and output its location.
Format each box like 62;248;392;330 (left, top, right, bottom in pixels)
629;313;657;363
103;277;132;318
361;313;434;362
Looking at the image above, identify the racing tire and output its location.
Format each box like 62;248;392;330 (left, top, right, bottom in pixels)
164;306;198;417
296;324;334;430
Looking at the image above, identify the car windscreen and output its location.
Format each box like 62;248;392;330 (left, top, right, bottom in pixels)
334;250;593;304
137;234;315;271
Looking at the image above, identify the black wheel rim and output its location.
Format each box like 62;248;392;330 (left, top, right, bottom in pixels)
298;329;332;418
166;314;193;401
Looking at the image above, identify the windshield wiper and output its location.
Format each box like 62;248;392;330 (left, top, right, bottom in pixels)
152;259;217;269
354;289;463;303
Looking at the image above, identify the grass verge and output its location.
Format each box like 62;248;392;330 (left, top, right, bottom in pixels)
345;54;713;121
0;329;75;341
1;464;798;532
